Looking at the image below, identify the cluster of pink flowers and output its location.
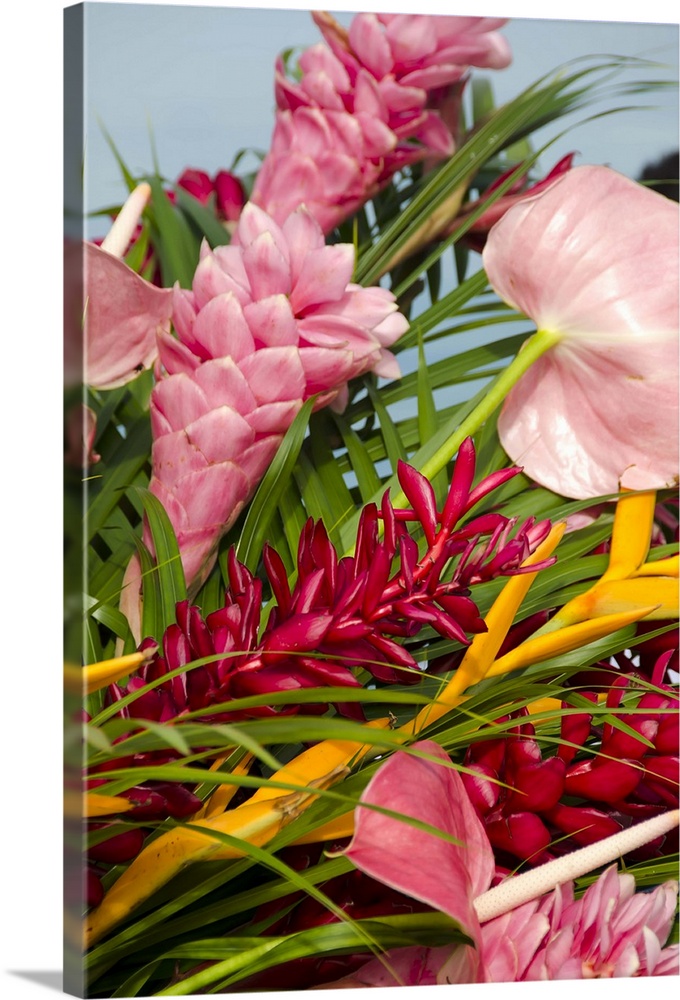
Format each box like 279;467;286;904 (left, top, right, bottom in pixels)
142;201;407;590
252;12;512;232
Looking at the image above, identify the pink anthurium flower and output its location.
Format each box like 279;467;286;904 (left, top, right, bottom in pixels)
482;164;679;500
82;183;173;389
335;740;679;986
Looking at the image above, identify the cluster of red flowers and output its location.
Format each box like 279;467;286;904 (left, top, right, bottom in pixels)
87;441;553;868
462;654;679;867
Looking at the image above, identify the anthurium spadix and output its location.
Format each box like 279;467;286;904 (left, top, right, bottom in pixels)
482;164;679;500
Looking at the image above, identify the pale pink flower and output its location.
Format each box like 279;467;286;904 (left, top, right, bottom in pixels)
144;202;407;589
330;740;679;987
83;242;172;389
482;164;679;499
78;184;173;389
252;13;511;232
520;866;679;979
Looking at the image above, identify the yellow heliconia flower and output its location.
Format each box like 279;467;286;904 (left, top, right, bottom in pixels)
84;719;391;947
547;489;678;628
482;490;676;682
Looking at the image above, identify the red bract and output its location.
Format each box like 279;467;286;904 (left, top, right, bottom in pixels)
174;167;246;223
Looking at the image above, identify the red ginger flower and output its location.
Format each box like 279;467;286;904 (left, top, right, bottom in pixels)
116;439;553;726
140;201;407;592
101;441;553;843
462;660;679;866
251;12;511;232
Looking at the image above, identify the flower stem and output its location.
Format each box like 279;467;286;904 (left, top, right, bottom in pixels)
474;808;679;923
415;327;560;491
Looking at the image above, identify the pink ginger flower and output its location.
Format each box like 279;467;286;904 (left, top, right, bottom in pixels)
328;740;679;987
251;12;511;232
482;164;679;500
516;865;680;979
143;202;407;590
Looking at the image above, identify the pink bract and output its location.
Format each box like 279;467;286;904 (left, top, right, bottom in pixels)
145;202;407;589
344;739;494;972
82;242;172;390
252;13;511;232
482;164;679;499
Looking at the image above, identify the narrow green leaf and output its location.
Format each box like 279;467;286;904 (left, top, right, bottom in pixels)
133;536;162;642
174;187;233;248
97;120;137;192
87;416;152;541
235;397;314;573
133;488;187;635
110;959;161;998
146;175;199;287
416;334;447;503
331;410;382;503
307;411;355;528
365;380;407;473
133;719;193;757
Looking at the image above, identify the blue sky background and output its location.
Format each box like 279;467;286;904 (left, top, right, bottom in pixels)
81;3;678;238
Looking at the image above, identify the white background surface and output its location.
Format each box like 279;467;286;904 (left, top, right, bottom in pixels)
1;1;678;998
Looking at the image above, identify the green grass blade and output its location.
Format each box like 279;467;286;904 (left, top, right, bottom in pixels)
235;397;314;573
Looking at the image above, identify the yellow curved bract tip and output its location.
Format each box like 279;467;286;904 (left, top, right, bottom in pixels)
290;811;356;845
73;649;157;695
82;792;136;818
600;489;656;583
586;577;678;620
635;554;679;578
486;605;661;678
404;522;566;735
247;717;392;805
